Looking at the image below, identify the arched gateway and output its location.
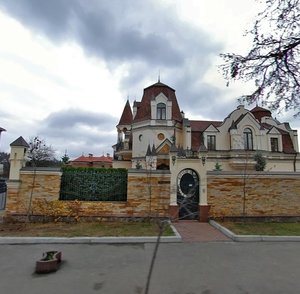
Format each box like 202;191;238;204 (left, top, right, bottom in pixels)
177;169;199;220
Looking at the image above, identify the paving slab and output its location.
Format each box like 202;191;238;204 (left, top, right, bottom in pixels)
172;220;231;242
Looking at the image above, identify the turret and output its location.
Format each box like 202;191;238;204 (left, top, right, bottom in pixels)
9;136;29;181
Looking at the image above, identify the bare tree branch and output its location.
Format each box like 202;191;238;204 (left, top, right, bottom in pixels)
220;0;300;115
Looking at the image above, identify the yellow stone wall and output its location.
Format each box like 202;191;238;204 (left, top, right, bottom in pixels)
6;168;300;220
5;169;171;219
5;170;62;216
207;172;300;217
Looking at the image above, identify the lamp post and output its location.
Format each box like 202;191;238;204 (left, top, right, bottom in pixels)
198;143;208;166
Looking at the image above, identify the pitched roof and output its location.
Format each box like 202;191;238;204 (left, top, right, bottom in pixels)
72;155;113;163
282;133;296;153
117;100;133;126
10;136;29;148
190;120;222;132
250;106;272;122
261;123;296;153
0;127;6;132
133;81;182;123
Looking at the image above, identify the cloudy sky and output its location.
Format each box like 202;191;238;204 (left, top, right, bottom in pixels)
0;0;299;159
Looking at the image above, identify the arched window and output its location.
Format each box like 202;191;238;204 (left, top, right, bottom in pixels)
157;103;166;120
243;128;253;150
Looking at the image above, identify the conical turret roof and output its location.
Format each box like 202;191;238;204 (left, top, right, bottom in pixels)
117;100;133;126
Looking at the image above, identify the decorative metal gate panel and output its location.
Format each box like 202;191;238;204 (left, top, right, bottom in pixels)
177;169;199;220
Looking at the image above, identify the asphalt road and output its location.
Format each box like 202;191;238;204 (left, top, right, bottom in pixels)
0;242;299;294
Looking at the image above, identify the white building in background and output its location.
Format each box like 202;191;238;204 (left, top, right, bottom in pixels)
113;81;300;172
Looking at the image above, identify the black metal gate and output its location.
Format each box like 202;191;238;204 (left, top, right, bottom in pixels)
177;169;199;220
0;179;7;210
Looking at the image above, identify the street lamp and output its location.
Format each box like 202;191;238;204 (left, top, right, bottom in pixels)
198;143;208;166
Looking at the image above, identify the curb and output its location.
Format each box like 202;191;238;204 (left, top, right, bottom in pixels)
209;220;300;242
0;223;182;245
0;236;182;245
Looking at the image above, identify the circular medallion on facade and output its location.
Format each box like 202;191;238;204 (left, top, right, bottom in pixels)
157;133;165;140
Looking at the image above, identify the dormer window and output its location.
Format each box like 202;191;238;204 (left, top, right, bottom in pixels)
157;103;166;120
243;128;253;150
270;137;279;152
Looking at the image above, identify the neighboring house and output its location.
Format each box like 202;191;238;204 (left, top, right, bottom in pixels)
69;154;113;168
113;81;300;172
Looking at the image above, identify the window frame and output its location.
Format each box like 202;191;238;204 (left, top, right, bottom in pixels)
270;137;279;152
156;103;166;120
207;135;216;151
243;128;253;150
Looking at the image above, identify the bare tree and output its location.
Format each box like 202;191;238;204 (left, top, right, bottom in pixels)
221;0;300;115
27;136;57;167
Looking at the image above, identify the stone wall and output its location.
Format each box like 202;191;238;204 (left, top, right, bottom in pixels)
5;168;62;216
6;167;300;221
5;168;171;220
207;171;300;217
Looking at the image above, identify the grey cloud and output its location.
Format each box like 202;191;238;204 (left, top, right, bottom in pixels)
37;109;117;157
44;108;116;130
0;0;192;66
1;0;229;123
1;108;118;158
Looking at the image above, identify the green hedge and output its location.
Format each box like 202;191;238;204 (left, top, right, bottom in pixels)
59;167;127;201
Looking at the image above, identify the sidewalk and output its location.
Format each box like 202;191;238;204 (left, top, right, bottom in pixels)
172;221;231;242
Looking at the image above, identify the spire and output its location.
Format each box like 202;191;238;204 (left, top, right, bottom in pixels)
151;144;157;156
117;99;133;126
158;70;160;83
146;144;152;156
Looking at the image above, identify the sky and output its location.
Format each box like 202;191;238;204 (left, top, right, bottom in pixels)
0;0;299;160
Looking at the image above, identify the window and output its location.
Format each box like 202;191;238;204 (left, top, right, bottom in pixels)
207;135;216;150
271;137;279;152
157;103;166;120
243;128;253;150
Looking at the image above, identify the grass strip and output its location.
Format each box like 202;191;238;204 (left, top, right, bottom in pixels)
221;222;300;236
0;221;174;237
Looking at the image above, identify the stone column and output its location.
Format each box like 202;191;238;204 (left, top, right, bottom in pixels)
5;137;29;217
8;136;29;181
198;160;210;222
169;150;178;220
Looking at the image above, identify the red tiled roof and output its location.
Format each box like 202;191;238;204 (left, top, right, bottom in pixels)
72;155;113;163
251;106;272;122
282;133;296;153
190;120;223;132
191;132;203;151
190;120;222;151
133;82;182;123
249;122;295;153
118;100;133;126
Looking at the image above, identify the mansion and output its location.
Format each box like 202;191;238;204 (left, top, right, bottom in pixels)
113;81;300;172
3;82;300;222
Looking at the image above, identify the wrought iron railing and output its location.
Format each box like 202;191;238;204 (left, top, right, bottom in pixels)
59;167;127;201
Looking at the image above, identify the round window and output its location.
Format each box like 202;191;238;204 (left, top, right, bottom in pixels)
157;133;165;140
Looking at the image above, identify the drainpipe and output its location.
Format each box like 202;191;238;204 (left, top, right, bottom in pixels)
293;153;297;172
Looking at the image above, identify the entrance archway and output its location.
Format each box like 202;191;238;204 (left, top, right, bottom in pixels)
177;169;199;220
